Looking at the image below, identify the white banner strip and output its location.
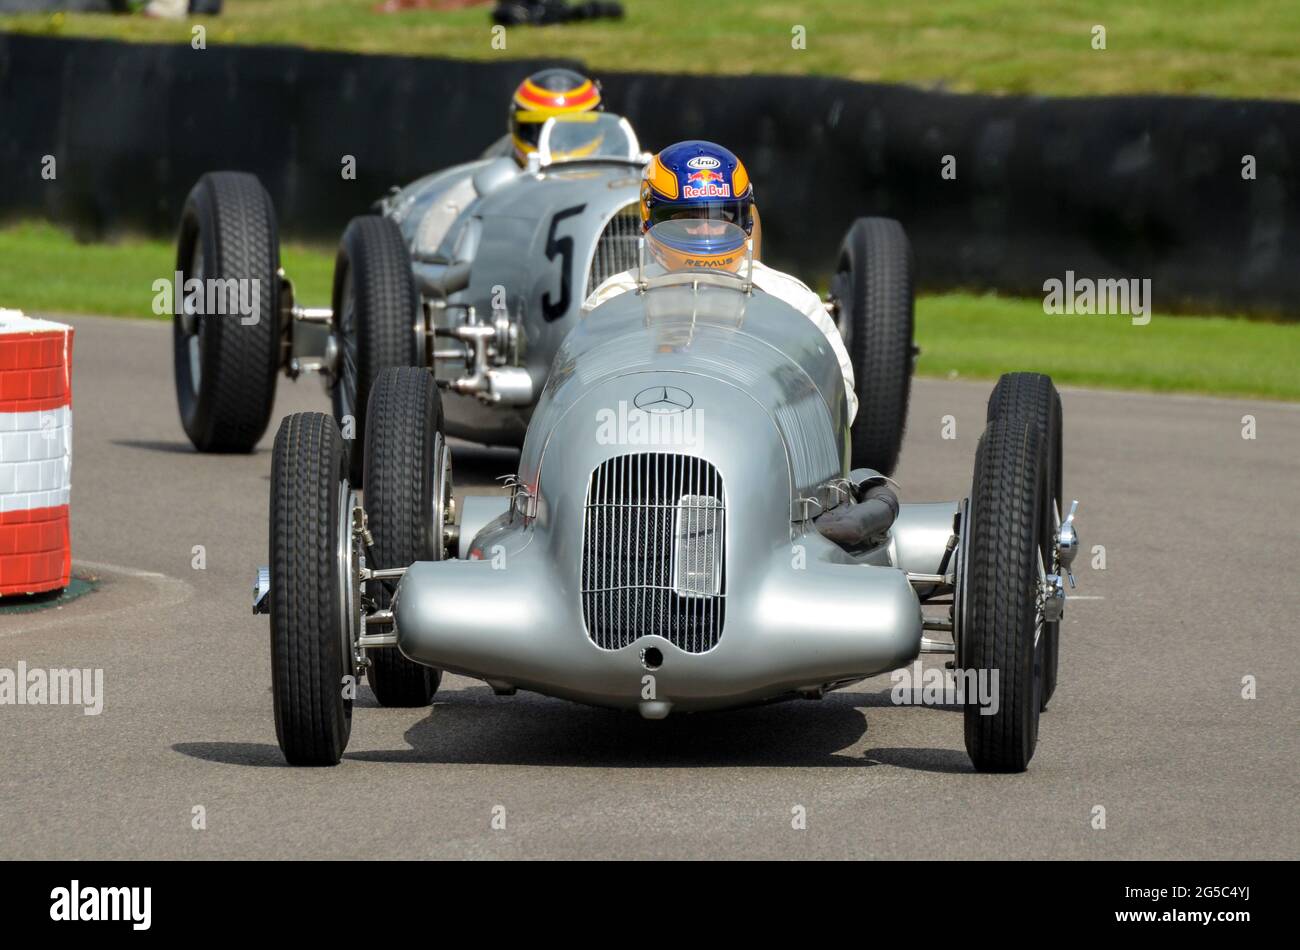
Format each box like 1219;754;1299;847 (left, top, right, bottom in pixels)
0;406;72;511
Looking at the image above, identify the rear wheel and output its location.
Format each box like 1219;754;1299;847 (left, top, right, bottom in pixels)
961;414;1048;772
331;216;421;486
987;372;1063;709
362;367;447;707
830;217;914;475
269;412;358;766
174;171;282;452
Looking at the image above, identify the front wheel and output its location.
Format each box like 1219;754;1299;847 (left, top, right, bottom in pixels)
269;412;358;766
961;413;1048;772
986;372;1063;709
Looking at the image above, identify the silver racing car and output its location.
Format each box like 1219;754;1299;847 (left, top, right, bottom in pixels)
172;114;917;482
256;223;1079;773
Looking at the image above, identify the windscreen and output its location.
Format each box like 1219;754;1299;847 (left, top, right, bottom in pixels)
538;113;638;164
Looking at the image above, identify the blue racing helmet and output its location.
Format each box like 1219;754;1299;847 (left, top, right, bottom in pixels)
640;140;754;268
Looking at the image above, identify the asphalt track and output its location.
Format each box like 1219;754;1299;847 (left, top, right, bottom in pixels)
1;314;1296;859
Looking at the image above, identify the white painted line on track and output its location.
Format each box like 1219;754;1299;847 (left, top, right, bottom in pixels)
3;559;192;638
75;559;169;579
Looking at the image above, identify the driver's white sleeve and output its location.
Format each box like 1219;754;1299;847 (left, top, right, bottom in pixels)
581;270;638;313
751;265;858;423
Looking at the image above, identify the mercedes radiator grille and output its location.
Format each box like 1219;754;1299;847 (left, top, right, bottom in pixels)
586;203;641;298
581;452;727;653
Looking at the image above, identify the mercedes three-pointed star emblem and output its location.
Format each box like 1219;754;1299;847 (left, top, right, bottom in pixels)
633;386;694;414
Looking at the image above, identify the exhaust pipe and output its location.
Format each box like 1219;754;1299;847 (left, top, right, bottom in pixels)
815;484;899;548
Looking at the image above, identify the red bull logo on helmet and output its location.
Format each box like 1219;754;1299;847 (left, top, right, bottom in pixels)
683;169;732;199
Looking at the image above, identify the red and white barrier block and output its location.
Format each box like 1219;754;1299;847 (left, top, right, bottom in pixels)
0;310;74;597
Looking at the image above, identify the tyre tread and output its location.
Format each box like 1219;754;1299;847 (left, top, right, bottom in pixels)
176;171;281;452
986;372;1063;708
963;414;1044;772
270;412;352;765
362;367;442;706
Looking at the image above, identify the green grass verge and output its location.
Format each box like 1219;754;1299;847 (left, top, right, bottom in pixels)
0;221;334;318
3;0;1299;100
914;293;1299;401
1;221;1295;401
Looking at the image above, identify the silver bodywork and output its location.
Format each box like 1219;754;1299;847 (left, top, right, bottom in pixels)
377;117;647;446
392;273;958;715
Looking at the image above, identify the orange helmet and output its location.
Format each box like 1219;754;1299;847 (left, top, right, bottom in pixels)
509;68;603;164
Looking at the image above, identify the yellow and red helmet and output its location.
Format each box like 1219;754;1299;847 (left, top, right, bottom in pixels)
509;68;603;164
640;140;755;270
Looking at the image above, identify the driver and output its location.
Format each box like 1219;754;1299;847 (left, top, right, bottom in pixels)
428;69;607;256
507;68;605;165
583;140;857;421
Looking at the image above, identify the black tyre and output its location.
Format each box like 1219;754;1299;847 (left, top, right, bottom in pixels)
362;367;447;707
269;412;357;766
332;216;421;486
987;372;1063;709
174;171;282;453
961;414;1047;772
830;217;915;475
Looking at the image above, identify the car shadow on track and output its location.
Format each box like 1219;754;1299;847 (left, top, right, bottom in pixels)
343;685;974;771
860;747;974;774
171;741;288;768
349;694;866;768
112;438;213;455
171;686;974;772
